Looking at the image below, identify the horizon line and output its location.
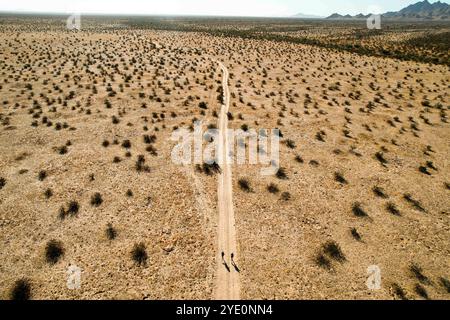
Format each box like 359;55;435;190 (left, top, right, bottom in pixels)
0;10;328;19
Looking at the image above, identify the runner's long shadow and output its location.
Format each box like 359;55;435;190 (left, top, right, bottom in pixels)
231;254;240;273
222;252;231;273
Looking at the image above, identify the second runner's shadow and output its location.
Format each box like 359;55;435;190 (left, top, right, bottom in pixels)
231;253;240;273
222;251;230;273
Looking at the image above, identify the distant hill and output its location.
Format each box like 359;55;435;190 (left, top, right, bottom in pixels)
292;13;324;19
326;0;450;20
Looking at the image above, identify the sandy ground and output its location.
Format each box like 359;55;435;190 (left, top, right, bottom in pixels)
0;23;449;300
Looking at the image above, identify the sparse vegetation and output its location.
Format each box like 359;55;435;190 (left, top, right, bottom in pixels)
323;241;346;263
106;223;117;240
334;172;348;185
352;203;368;218
91;193;103;207
238;178;251;192
9;279;31;300
45;240;64;265
131;243;148;266
386;203;401;216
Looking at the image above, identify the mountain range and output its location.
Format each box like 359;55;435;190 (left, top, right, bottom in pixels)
295;1;450;20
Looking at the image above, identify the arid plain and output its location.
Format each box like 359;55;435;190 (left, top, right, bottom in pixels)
0;16;449;300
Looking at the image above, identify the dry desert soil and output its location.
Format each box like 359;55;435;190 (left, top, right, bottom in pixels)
0;17;449;300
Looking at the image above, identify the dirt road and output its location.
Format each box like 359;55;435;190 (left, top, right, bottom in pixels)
215;61;241;300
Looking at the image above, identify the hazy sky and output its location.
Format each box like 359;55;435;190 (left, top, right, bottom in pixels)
1;0;448;17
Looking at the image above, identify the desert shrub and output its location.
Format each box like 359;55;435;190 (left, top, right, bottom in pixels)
113;156;122;163
440;277;450;293
122;140;131;149
131;243;148;265
403;194;425;212
102;140;110;148
315;131;325;142
373;186;388;198
238;178;251;192
323;241;346;262
58;146;68;155
276;168;288;180
45;240;64;264
202;162;221;175
0;177;6;190
44;188;53;199
315;254;331;269
106;224;117;240
309;160;320;167
281;192;291;201
143;134;156;144
391;283;408;300
90;193;103;207
426;161;437;171
386;203;401;216
352;203;368;218
67;201;80;216
334;172;348;185
146;145;158;156
38;170;47;181
295;155;304;163
419;166;431;176
126;189;133;197
267;183;279;194
375;152;388;166
351;228;362;241
58;207;66;220
410;264;431;285
136;155;150;173
414;284;429;299
9;279;31;300
285;139;296;149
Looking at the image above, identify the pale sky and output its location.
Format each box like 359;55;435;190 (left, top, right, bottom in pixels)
0;0;448;17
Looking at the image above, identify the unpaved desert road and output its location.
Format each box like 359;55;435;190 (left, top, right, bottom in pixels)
215;61;241;300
